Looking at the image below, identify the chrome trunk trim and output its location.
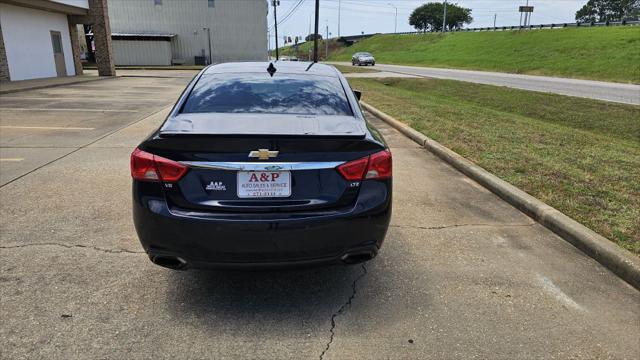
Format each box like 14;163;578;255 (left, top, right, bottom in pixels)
180;161;345;171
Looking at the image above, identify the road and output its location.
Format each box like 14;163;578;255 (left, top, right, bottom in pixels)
1;72;638;359
332;62;640;105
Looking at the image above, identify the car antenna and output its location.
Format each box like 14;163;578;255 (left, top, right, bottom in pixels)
267;63;277;77
305;62;314;71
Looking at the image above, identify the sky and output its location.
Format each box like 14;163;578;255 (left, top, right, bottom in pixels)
268;0;588;48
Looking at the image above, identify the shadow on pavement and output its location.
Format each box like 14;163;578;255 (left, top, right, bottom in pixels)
161;264;373;330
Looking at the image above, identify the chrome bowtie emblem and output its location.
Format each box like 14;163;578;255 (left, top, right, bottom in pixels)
249;149;279;160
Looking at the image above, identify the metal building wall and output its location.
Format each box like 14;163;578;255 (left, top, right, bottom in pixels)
107;0;268;65
112;40;172;65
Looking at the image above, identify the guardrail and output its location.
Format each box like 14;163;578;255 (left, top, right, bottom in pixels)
393;19;640;35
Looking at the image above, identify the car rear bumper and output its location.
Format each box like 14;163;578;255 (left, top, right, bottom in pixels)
133;180;391;269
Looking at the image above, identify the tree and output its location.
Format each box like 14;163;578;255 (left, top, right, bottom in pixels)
409;2;472;32
575;0;640;22
305;33;322;41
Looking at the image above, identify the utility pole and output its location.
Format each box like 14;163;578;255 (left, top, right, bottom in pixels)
272;0;280;60
388;3;397;33
493;13;497;28
313;0;319;62
442;0;448;32
338;0;341;37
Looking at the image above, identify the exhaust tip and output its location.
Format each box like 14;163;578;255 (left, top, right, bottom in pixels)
151;255;187;270
341;251;375;265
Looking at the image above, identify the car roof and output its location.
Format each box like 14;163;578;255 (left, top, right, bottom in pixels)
203;61;340;77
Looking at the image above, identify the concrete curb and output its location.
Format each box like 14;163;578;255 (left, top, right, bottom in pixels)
0;76;112;95
361;101;640;290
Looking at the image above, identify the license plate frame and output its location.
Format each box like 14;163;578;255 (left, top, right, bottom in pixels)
237;171;292;198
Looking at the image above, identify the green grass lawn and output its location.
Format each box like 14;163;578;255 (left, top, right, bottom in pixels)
278;39;344;61
331;27;640;83
278;42;313;59
350;77;640;253
332;64;380;73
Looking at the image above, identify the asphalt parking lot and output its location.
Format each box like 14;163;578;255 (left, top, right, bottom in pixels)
1;73;638;359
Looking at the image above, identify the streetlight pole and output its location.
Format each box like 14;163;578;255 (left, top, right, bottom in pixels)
202;27;212;65
338;0;341;37
326;23;329;60
272;0;280;60
388;3;397;33
442;0;448;32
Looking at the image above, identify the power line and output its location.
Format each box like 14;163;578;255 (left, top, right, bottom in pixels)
268;0;306;31
279;0;308;27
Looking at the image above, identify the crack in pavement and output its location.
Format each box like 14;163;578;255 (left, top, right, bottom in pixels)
390;222;536;231
319;263;368;360
0;242;144;254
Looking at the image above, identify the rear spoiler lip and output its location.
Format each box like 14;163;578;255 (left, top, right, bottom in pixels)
158;132;367;139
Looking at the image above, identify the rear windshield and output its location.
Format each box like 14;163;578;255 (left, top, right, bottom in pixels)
181;73;353;116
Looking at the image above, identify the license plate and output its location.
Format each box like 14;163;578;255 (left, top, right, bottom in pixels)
237;171;291;198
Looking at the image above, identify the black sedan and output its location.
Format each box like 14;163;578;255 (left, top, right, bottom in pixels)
131;62;392;270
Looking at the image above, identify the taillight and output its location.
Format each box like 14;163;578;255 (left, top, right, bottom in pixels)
337;156;369;181
130;148;158;181
130;148;188;182
365;149;392;179
153;155;189;182
337;149;392;181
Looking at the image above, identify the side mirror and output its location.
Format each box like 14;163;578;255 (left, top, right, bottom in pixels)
353;90;362;101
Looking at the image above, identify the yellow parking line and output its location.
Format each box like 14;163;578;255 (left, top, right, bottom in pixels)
0;126;95;130
0;108;138;113
0;158;24;162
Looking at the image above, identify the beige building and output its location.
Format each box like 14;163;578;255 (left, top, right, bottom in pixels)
0;0;115;81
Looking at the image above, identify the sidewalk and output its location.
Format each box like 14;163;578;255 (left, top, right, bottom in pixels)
83;69;198;78
0;75;108;95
